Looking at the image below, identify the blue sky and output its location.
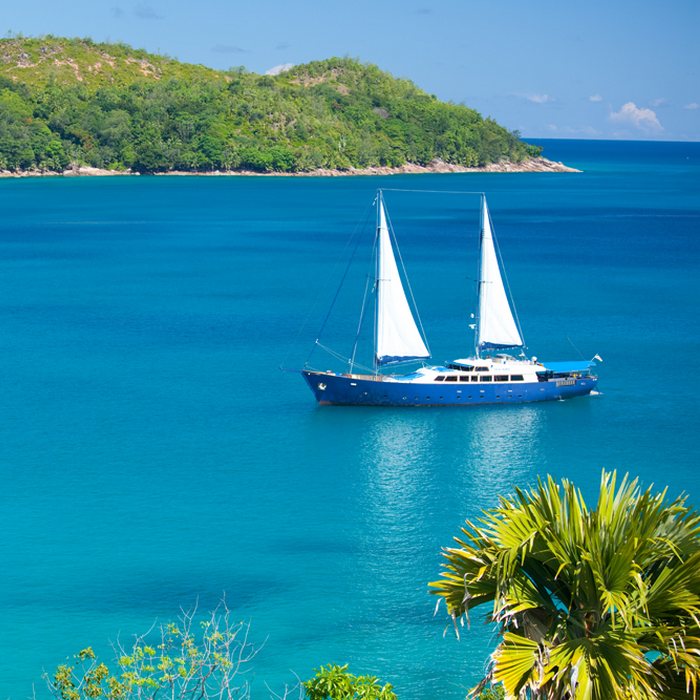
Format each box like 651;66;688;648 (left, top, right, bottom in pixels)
4;0;699;140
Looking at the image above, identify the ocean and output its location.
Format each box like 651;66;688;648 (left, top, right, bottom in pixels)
0;139;698;699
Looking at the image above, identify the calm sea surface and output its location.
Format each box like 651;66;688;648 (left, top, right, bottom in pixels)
1;139;698;699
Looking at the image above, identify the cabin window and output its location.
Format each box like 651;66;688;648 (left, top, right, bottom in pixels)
481;376;493;382
475;366;488;372
459;376;470;382
470;376;479;382
445;376;458;382
511;374;524;381
494;375;508;382
435;376;446;382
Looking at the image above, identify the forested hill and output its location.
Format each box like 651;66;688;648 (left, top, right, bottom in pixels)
0;36;541;174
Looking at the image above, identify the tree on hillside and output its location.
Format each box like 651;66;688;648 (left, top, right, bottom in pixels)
430;471;700;699
0;38;542;173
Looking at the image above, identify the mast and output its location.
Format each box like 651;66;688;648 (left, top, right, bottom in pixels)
474;194;484;358
373;192;380;373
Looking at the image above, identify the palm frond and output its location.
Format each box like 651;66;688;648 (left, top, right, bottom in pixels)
430;469;700;698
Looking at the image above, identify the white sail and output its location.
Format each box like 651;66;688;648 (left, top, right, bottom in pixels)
376;199;430;364
477;198;523;350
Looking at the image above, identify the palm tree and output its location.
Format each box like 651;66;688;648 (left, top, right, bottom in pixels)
430;470;700;699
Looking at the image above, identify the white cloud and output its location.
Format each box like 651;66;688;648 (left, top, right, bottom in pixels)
265;63;294;76
684;102;699;110
609;102;663;133
650;97;668;107
526;93;554;104
589;94;603;103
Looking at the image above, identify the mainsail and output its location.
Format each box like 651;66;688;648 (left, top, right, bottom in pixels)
375;198;430;365
477;197;523;351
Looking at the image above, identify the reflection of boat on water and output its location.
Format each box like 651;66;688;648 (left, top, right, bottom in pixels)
302;190;600;406
465;406;544;494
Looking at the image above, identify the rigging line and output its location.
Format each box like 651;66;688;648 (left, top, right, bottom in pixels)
380;188;486;196
350;249;377;373
347;358;376;374
567;336;586;360
383;197;431;357
488;203;527;351
313;341;351;365
313;341;375;374
299;200;375;369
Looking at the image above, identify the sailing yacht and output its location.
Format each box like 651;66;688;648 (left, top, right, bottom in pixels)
301;191;599;406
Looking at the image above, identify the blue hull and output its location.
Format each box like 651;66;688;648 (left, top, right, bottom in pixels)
302;370;597;406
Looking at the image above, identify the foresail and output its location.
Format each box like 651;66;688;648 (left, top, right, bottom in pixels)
376;200;430;365
477;198;523;350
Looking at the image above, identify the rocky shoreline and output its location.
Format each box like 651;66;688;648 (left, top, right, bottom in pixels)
289;157;581;176
0;156;580;179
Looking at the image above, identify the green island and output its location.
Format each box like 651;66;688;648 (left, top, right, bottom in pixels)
0;36;563;176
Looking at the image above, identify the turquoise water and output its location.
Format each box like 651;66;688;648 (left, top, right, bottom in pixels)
1;139;698;698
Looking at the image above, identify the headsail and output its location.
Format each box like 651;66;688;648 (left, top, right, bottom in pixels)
376;197;430;365
477;197;523;352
